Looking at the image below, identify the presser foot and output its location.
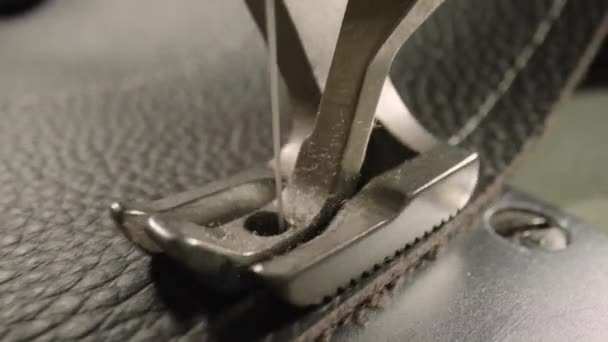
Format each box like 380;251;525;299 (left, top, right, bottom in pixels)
111;145;478;305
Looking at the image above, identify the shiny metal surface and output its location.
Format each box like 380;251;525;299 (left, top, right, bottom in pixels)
118;145;476;301
111;167;276;253
254;145;478;305
112;145;477;301
335;189;608;341
284;0;446;230
246;0;436;175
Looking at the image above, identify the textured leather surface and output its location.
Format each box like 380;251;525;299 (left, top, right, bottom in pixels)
0;0;606;341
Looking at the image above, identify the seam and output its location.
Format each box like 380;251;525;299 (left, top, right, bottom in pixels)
448;0;568;145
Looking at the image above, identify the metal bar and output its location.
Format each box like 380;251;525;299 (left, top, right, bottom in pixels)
283;0;446;229
245;0;437;175
255;145;478;305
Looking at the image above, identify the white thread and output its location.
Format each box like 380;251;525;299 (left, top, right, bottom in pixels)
448;0;568;145
266;0;285;230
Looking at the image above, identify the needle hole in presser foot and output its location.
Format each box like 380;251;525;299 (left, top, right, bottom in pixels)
244;211;288;236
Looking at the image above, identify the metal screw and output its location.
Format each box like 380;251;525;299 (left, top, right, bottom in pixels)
489;208;569;251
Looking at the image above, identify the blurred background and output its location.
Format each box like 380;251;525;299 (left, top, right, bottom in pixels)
1;0;607;232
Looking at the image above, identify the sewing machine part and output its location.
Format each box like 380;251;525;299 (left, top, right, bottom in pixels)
253;146;478;305
108;0;606;313
281;0;446;231
244;0;438;177
110;0;470;305
113;144;477;303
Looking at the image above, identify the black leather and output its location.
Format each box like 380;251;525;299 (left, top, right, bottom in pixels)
0;0;44;16
0;0;606;341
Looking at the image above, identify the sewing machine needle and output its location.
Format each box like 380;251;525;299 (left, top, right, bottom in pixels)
266;0;285;231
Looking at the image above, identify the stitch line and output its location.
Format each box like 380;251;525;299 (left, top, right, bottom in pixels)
448;0;568;145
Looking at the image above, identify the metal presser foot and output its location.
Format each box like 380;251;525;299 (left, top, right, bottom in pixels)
111;0;479;306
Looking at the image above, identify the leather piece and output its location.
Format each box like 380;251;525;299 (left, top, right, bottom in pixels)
0;0;606;341
394;0;608;187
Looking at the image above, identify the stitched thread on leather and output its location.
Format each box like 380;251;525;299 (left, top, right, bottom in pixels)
448;0;567;144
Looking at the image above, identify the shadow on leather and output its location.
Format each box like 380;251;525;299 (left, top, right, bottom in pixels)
149;255;244;319
150;255;304;340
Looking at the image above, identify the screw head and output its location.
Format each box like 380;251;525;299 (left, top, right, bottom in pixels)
489;208;569;251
